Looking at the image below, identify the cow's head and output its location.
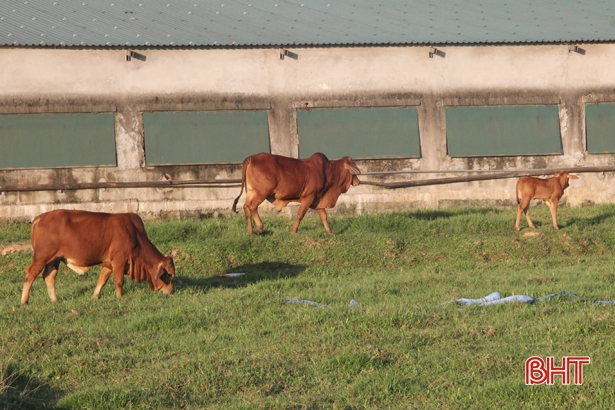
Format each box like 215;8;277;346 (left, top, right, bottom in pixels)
153;255;175;294
554;172;579;190
342;157;361;190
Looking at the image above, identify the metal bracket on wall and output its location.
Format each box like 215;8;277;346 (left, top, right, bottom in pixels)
429;46;445;58
568;45;586;55
125;51;147;62
279;49;298;60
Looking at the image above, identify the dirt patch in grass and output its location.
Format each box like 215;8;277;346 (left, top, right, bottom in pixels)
0;243;31;256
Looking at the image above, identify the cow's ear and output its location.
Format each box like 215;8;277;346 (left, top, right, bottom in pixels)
570;174;579;179
166;257;175;276
344;158;361;175
155;264;165;281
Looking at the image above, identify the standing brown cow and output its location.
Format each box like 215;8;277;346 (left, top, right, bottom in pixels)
232;152;361;234
515;172;579;231
21;210;175;305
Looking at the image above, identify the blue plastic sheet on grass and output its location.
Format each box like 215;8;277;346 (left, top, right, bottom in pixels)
594;300;615;306
280;291;615;310
280;293;615;309
438;290;578;308
282;298;361;308
284;298;332;308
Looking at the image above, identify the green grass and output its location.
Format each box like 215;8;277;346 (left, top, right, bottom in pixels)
2;204;615;409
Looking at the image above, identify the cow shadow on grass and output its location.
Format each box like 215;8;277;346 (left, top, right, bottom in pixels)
0;363;63;409
558;212;615;229
404;207;505;221
175;262;306;291
331;207;505;234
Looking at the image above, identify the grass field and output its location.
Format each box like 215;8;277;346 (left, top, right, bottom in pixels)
1;204;615;409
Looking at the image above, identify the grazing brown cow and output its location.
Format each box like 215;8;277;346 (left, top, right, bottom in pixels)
21;210;175;305
515;172;579;231
232;152;361;234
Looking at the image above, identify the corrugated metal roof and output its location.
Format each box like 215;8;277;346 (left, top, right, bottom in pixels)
1;0;614;48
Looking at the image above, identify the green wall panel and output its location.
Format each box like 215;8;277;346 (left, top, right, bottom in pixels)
586;103;615;154
296;107;420;159
0;113;116;169
143;111;270;165
446;105;562;157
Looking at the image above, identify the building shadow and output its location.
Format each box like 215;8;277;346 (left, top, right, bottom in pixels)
1;363;63;409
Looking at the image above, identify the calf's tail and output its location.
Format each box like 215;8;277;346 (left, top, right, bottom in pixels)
515;179;521;204
232;157;250;213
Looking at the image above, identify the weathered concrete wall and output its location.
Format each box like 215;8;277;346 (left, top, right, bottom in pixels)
1;44;615;220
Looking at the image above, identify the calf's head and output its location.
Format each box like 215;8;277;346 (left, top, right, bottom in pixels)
152;255;175;294
555;172;579;190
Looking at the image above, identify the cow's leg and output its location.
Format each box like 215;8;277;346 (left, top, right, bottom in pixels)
546;200;559;230
92;267;113;299
242;203;254;234
317;209;334;235
292;196;315;234
524;207;535;229
42;261;60;303
524;204;535;229
251;208;265;234
244;193;266;234
515;204;523;231
516;198;533;231
21;258;47;305
111;260;127;298
243;203;262;235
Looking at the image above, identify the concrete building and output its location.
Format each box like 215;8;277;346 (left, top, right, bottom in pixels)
2;1;615;220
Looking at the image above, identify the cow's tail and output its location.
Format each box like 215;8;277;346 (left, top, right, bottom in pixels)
29;214;42;248
515;179;521;205
232;157;250;213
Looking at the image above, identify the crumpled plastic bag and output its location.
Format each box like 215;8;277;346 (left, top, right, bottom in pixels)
439;290;578;307
284;298;332;308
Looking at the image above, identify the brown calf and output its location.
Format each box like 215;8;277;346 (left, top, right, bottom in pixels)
515;172;579;231
22;210;175;305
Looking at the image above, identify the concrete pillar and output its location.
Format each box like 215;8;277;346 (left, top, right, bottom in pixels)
114;107;145;170
418;99;448;169
559;96;586;164
267;101;299;158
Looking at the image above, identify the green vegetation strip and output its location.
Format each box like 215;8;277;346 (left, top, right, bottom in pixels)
1;204;615;409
